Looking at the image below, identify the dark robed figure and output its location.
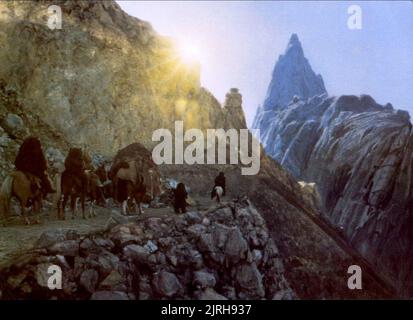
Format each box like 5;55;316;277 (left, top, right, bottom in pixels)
174;182;188;214
14;136;55;194
214;172;226;196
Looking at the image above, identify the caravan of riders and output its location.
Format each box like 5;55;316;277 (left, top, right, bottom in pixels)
0;136;227;226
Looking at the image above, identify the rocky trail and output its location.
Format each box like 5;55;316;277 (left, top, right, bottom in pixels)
0;195;216;270
0;195;294;300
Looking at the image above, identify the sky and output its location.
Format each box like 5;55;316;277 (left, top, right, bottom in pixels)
117;1;413;127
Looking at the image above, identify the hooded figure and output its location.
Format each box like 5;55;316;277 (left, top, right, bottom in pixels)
174;182;188;214
14;136;55;194
212;172;226;197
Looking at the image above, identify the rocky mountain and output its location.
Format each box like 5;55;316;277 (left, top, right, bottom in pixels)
253;34;413;296
0;0;244;156
253;34;326;138
0;1;397;299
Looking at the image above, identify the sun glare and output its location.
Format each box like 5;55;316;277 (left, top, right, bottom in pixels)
178;42;203;65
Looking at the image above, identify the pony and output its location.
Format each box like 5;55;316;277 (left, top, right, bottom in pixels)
0;171;43;225
211;186;224;204
57;170;87;220
110;160;147;216
55;170;103;220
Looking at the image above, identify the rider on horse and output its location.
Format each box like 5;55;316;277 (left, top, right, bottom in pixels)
211;172;226;199
14;136;55;194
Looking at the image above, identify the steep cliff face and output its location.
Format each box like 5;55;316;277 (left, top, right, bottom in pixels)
253;34;413;296
0;0;245;156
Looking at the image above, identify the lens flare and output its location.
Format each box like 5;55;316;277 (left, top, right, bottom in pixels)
178;42;203;65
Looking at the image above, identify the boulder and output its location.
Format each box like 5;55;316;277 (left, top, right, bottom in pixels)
80;238;101;255
152;270;183;298
109;223;141;245
234;263;265;299
48;240;79;257
2;113;27;137
123;244;149;265
93;237;115;251
186;224;207;239
210;207;234;224
224;227;249;264
96;251;120;276
80;269;99;293
193;271;216;289
99;270;124;291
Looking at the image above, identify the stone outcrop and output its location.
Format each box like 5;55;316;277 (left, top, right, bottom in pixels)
224;88;247;130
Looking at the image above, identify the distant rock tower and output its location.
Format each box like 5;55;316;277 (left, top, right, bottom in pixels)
224;88;247;129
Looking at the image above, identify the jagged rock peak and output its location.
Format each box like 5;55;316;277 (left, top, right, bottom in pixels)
286;33;303;53
261;34;327;112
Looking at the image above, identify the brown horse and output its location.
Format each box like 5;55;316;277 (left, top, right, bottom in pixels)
57;169;86;220
56;170;102;220
0;171;43;225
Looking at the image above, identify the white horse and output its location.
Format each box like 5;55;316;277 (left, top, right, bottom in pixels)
211;186;224;204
